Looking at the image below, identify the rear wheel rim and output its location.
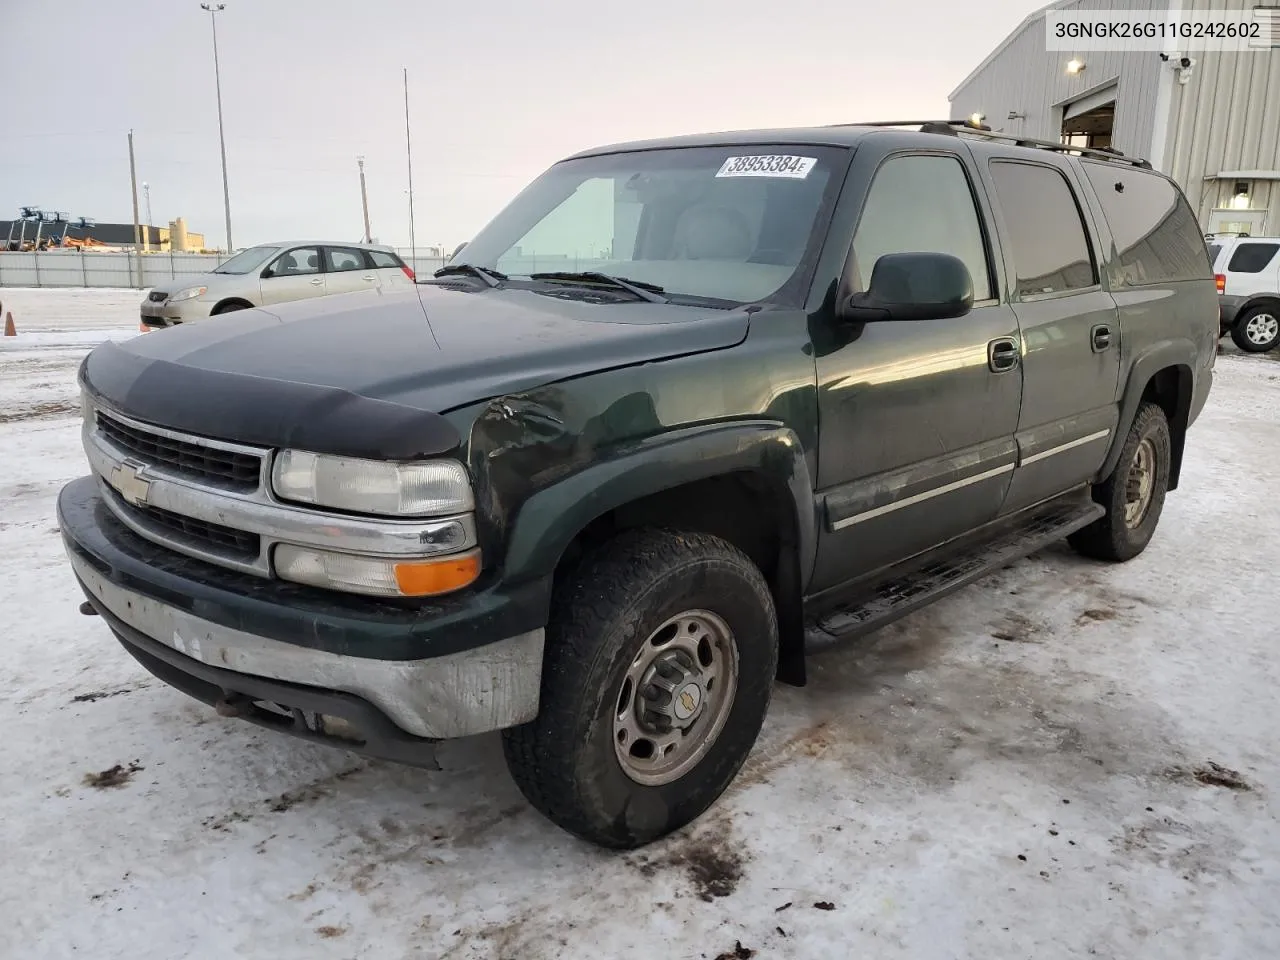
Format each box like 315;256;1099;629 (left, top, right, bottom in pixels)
1245;313;1278;346
612;609;739;787
1123;437;1157;528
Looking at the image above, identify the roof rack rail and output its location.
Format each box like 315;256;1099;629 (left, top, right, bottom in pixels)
830;119;1152;169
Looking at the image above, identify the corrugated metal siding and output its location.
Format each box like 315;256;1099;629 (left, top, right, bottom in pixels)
952;0;1280;232
1164;0;1280;232
949;0;1170;158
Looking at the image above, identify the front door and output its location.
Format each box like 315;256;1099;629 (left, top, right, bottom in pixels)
811;148;1024;593
260;246;327;305
982;160;1120;514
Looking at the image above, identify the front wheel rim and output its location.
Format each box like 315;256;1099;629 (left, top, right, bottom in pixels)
1123;437;1157;528
612;610;739;787
1245;313;1278;346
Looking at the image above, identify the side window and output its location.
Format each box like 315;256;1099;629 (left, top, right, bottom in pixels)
268;247;320;277
326;247;370;272
989;162;1097;297
1227;242;1279;273
369;250;401;269
1081;163;1211;285
1206;243;1224;270
851;154;992;301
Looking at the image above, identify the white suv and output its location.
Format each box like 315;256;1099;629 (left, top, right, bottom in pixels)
139;241;417;328
1208;235;1280;352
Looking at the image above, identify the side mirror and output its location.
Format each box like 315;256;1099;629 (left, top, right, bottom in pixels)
840;252;974;323
261;266;275;279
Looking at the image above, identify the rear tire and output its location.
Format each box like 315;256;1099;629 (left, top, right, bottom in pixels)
502;528;777;849
1068;402;1171;562
1230;306;1280;352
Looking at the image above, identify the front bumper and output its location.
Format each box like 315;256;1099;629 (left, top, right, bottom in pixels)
139;297;215;326
59;477;547;754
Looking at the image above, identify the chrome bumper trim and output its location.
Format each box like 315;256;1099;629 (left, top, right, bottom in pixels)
71;551;544;739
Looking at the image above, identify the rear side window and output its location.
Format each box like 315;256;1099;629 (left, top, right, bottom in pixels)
326;247;371;272
989;161;1096;297
1082;163;1211;285
369;250;402;269
1206;243;1223;268
1227;242;1280;273
852;154;993;301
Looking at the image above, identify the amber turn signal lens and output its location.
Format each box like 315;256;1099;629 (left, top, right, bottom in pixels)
393;551;481;596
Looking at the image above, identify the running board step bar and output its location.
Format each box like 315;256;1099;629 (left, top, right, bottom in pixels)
806;499;1106;649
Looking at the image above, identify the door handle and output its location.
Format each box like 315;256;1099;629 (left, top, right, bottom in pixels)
1091;324;1113;352
988;337;1020;372
362;275;376;282
309;278;323;286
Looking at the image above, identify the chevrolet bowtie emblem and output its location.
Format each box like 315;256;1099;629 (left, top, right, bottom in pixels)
111;459;152;506
679;690;697;714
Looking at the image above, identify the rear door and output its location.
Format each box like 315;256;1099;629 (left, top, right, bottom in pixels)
983;159;1120;514
369;248;413;290
323;246;381;295
260;246;326;305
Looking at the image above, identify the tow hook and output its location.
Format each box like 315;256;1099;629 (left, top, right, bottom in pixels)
78;601;100;616
214;694;251;718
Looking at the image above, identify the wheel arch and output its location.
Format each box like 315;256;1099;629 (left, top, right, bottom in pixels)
211;297;254;315
1100;343;1196;491
501;421;817;686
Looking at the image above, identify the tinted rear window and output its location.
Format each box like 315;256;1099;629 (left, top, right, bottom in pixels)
1206;243;1223;268
1227;242;1279;273
1081;163;1211;285
989;161;1096;297
370;250;402;268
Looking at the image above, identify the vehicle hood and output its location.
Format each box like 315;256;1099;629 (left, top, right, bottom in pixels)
83;285;750;459
149;271;243;298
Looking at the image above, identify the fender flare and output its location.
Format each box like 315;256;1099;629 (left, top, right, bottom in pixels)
500;420;817;590
1097;338;1197;483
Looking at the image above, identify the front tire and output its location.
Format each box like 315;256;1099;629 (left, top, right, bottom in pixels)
1230;306;1280;352
1068;402;1171;562
502;528;777;849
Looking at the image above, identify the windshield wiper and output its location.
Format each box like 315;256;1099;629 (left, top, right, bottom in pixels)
431;263;507;288
528;271;669;304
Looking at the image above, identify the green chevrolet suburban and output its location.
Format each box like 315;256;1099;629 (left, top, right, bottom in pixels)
60;120;1217;849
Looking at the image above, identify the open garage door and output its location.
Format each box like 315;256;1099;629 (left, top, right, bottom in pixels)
1061;85;1117;150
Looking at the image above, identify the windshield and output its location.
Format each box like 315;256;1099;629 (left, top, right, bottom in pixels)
454;145;846;305
214;245;282;275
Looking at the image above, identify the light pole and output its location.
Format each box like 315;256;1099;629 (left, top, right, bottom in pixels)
201;2;233;252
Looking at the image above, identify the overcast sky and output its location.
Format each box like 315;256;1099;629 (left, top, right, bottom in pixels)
3;0;1040;251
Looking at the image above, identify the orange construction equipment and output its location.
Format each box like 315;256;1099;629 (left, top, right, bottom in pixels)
3;312;15;337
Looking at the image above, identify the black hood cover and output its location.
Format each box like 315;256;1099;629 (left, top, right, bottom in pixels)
82;286;748;460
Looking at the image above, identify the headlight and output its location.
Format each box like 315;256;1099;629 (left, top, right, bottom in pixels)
169;286;207;302
271;450;473;517
275;545;481;597
80;386;93;423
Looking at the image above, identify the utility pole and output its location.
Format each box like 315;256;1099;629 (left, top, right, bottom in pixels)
128;130;143;287
201;2;233;252
404;67;416;269
357;157;372;244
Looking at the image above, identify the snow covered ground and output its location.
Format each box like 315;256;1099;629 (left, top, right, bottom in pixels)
2;290;1279;960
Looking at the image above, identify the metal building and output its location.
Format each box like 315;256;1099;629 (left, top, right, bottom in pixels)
949;0;1280;236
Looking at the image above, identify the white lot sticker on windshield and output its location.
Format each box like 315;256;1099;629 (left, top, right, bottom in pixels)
716;155;816;179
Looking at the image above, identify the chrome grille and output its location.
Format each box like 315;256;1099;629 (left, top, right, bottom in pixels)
97;410;262;491
110;489;261;561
